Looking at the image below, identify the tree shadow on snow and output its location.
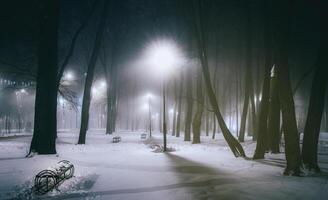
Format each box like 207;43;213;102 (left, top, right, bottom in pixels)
164;153;240;200
48;153;240;200
0;156;26;161
252;157;286;168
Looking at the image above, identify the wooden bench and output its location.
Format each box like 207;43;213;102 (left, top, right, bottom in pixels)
141;133;147;139
112;136;121;143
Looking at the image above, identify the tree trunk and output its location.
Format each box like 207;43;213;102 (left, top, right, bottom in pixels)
253;65;271;159
253;0;272;159
172;78;178;136
29;0;59;154
212;113;216;139
205;110;209;136
239;68;250;142
78;0;110;144
189;0;245;157
105;76;112;134
176;72;183;137
184;68;193;141
192;70;204;144
275;0;301;176
325;98;328;132
235;67;239;137
249;77;257;140
277;65;302;175
238;1;252;142
267;66;281;153
302;22;327;171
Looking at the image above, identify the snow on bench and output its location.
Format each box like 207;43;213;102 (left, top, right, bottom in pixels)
141;133;147;139
112;136;121;143
34;160;74;195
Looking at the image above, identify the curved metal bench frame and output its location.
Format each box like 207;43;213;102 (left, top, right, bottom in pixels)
34;160;74;195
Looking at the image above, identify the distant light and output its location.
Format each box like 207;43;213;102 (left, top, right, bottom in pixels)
59;97;64;105
64;71;74;81
169;108;174;114
146;92;152;99
91;87;98;96
99;80;107;88
142;103;149;110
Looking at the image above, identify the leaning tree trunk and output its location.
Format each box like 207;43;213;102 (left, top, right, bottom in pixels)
29;0;59;155
78;0;110;144
302;65;327;172
253;0;272;159
239;62;251;142
302;21;327;171
192;69;204;144
277;64;302;176
212;113;216;139
56;0;97;88
252;64;271;159
189;0;245;157
275;0;301;176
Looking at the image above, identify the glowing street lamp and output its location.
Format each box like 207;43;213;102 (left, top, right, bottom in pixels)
144;39;185;152
64;71;74;81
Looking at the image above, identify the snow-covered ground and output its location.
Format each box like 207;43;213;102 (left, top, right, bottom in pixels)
0;131;328;200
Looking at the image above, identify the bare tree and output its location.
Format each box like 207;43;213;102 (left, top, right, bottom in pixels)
185;0;246;157
29;0;59;154
78;0;110;144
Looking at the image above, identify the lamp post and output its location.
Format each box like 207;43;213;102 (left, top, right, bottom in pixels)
144;39;185;152
147;93;152;137
162;79;167;151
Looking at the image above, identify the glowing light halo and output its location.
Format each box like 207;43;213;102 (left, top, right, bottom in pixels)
143;39;185;78
64;71;74;81
146;92;152;99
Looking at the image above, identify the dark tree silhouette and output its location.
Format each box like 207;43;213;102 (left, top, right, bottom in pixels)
192;67;204;144
184;63;193;141
186;0;246;157
239;0;252;142
176;71;184;137
78;0;110;144
267;66;281;153
302;7;327;171
29;0;60;154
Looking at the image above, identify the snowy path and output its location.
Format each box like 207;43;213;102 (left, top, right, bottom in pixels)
0;131;328;200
